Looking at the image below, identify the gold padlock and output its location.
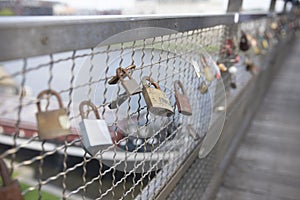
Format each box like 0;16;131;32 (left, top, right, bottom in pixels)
200;55;214;82
262;39;269;49
36;89;71;140
216;62;227;72
198;81;208;94
142;76;174;117
117;67;142;95
108;65;136;85
174;80;192;116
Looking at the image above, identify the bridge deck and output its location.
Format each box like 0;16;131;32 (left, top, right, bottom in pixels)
216;35;300;200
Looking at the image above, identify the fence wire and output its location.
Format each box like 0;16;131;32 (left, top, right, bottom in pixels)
0;13;298;200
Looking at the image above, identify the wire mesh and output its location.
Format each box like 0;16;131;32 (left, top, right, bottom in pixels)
0;13;296;200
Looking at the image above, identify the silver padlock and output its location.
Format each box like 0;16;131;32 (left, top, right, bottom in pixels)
108;92;130;109
117;67;142;95
79;100;113;156
187;125;200;141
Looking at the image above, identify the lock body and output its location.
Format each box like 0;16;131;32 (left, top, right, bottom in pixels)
121;79;142;95
175;93;192;115
79;119;113;156
203;67;214;82
239;32;250;51
199;81;208;94
109;92;129;109
0;180;23;200
142;87;174;116
0;159;23;200
187;125;200;141
36;108;70;139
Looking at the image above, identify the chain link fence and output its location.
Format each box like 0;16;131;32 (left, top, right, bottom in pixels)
0;10;298;200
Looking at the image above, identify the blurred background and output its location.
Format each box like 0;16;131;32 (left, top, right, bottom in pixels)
0;0;287;16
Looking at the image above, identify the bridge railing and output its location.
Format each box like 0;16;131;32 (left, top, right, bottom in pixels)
0;9;298;200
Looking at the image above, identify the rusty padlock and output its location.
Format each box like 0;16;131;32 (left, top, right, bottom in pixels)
174;80;192;116
239;31;250;51
142;76;174;117
200;55;214;82
198;81;208;94
79;101;112;156
36;89;71;140
117;67;142;95
0;159;23;200
108;65;136;85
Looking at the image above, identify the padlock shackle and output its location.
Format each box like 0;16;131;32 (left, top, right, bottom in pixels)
0;158;13;186
36;89;64;112
174;80;186;96
116;66;134;81
79;100;100;120
142;76;160;90
200;54;209;68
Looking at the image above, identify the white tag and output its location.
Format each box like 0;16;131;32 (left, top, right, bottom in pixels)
192;60;201;78
83;119;113;146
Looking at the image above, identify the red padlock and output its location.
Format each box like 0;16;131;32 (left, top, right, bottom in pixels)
0;159;23;200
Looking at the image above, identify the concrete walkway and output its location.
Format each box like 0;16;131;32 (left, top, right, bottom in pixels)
216;36;300;200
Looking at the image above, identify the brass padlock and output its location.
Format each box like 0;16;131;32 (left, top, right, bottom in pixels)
0;159;23;200
108;65;136;85
216;62;227;72
250;37;261;55
142;76;174;117
36;89;71;140
117;67;142;95
200;55;214;82
239;31;250;51
174;80;192;116
198;81;208;94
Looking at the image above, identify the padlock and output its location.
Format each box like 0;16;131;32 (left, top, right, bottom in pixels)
108;92;130;109
187;125;200;141
262;39;269;49
117;67;142;95
79;100;113;156
239;31;250;51
228;66;237;89
142;76;174;117
245;60;259;75
200;55;214;82
216;62;227;72
108;65;136;85
250;37;260;55
0;158;23;200
36;89;71;140
198;81;208;94
174;80;192;116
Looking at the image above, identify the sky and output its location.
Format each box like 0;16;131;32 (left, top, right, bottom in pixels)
49;0;284;13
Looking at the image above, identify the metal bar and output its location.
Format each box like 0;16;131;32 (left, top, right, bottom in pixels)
227;0;243;12
269;0;277;12
0;13;270;62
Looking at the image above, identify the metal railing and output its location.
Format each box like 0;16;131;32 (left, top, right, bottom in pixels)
0;8;298;200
